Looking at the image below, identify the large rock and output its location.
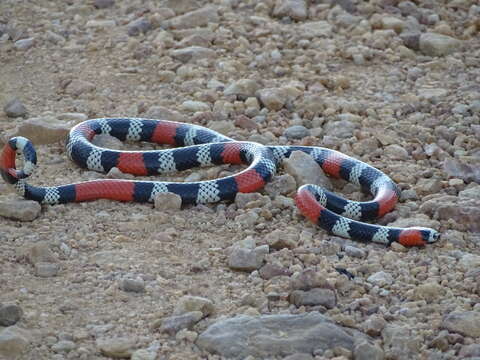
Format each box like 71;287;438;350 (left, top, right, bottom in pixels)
3;98;27;118
257;88;288;111
382;325;420;360
197;312;369;358
224;79;260;97
0;304;23;326
171;46;216;63
283;151;332;190
419;33;461;56
7;116;71;145
272;0;308;21
96;337;137;359
0;200;41;222
0;326;29;359
442;311;480;338
166;6;218;29
298;21;332;38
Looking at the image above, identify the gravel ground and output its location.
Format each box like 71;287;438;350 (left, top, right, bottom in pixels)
0;0;479;359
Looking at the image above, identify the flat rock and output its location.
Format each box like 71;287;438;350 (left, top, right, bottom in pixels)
367;271;393;287
145;106;187;122
171;46;216;63
127;18;152;36
35;262;59;277
272;0;308;21
93;0;115;9
283;151;332;190
298;21;332;38
160;311;203;335
0;304;23;326
173;295;215;317
154;192;182;210
8;116;70;144
290;288;337;309
283;125;310;140
442;311;480;338
196;312;364;358
65;80;96;97
166;6;218;29
228;247;264;272
224;79;260;97
419;33;461;56
96;337;137;359
3;98;27;118
0;326;29;359
21;241;57;265
0;200;41;221
257;88;288;111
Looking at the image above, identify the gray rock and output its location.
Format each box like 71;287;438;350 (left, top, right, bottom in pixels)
224;79;260;97
257;88;288;111
259;264;292;280
290;288;337;309
442;311;480;338
4;98;27;118
52;340;76;353
283;151;333;189
367;271;393;287
443;157;480;184
290;269;331;291
298;21;332;38
173;296;215;317
419;33;462;57
265;229;297;250
6;116;70;145
166;6;219;29
283;354;313;360
264;174;296;197
35;262;59;277
0;326;29;359
127;18;152;36
85;19;116;28
0;200;41;222
345;245;366;258
145;106;187;122
459;344;480;358
0;304;23;326
171;46;216;63
181;100;210;112
332;0;356;13
196;312;361;358
228;247;264;272
160;311;203;335
65;80;96;97
14;37;35;50
93;0;115;9
154;192;182;210
324;120;357;138
272;0;308;21
21;241;57;265
354;338;385;360
284;125;310;140
382;325;420;360
97;337;137;358
92;134;124;150
120;278;145;293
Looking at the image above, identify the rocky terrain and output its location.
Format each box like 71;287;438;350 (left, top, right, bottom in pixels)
0;0;479;359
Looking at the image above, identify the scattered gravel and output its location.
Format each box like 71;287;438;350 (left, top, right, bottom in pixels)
0;0;479;359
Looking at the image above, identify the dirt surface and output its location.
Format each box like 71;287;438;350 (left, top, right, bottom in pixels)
1;0;480;359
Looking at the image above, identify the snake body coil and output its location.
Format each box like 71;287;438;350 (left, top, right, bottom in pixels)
0;118;439;247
